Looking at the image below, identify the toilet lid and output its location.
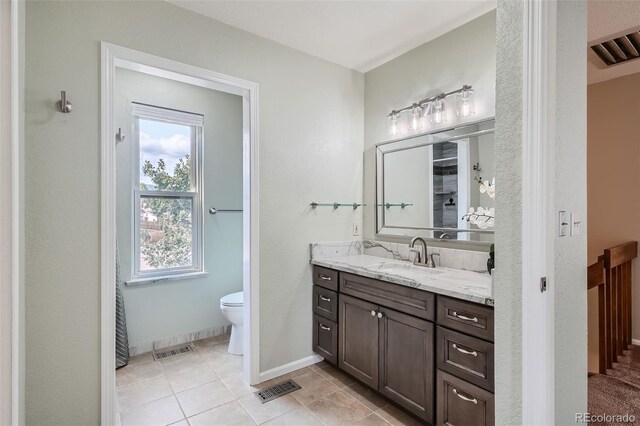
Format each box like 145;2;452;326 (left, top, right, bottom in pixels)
220;291;243;307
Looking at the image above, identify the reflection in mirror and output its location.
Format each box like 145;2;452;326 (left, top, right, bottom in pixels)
376;119;494;243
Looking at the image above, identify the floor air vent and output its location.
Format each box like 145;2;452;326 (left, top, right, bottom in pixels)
152;345;193;361
255;379;301;404
590;28;640;67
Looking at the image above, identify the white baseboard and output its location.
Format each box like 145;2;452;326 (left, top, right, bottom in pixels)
129;324;231;356
632;338;640;346
258;354;324;383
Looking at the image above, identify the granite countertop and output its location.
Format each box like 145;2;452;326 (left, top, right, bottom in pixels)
311;254;493;306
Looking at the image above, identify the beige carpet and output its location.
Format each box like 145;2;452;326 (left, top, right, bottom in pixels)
588;345;640;425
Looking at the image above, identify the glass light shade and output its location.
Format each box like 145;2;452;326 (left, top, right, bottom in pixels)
456;86;475;117
388;112;399;136
430;98;445;125
409;105;422;133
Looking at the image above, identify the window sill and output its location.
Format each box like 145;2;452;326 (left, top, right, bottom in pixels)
125;271;209;287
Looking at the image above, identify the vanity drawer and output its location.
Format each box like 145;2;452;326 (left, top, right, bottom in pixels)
313;266;339;291
437;327;494;392
313;286;338;322
312;314;338;365
437;296;494;342
340;272;434;321
436;370;495;426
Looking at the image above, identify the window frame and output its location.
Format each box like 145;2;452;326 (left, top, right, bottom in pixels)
131;102;204;280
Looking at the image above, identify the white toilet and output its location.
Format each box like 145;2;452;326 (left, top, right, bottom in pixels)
220;291;244;355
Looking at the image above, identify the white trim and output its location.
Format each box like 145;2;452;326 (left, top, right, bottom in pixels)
131;102;204;126
632;339;640;346
259;355;324;382
521;0;556;425
11;0;22;419
101;42;260;426
125;271;209;286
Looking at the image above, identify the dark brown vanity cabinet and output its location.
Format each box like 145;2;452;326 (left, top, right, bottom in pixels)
339;295;379;388
378;307;434;422
312;266;494;426
338;293;434;422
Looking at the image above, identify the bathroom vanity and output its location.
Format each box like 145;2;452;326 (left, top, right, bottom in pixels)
310;243;494;425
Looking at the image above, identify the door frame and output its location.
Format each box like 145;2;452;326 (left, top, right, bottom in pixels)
1;0;23;424
100;42;260;425
521;0;556;424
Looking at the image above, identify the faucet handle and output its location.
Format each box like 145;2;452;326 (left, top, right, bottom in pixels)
427;252;440;268
409;248;422;263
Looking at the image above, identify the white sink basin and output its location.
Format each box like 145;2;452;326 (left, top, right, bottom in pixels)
367;262;446;277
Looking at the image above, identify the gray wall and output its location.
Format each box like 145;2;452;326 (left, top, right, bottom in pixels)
115;68;243;350
363;11;497;241
24;1;363;424
553;1;587;422
494;0;587;423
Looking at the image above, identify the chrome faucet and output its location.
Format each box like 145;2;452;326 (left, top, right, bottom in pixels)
409;236;439;268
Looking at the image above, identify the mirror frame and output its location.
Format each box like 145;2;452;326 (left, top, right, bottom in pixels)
375;117;495;246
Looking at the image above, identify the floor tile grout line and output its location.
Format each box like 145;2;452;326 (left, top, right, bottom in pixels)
299;404;330;426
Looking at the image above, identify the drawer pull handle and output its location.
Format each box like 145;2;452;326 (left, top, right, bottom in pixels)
377;312;383;319
319;275;332;281
320;295;331;302
453;344;478;357
319;324;331;331
371;310;377;317
453;389;478;404
452;311;479;323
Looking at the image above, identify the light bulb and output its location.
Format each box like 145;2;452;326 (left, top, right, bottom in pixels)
456;85;475;117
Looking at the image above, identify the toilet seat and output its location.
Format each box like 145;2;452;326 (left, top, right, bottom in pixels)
220;291;243;307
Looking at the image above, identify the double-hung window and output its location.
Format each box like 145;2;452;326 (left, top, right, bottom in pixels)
131;102;203;280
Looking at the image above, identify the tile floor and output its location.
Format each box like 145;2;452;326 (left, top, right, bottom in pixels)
116;334;423;426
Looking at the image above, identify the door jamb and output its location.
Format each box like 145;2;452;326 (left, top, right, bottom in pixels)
521;0;556;424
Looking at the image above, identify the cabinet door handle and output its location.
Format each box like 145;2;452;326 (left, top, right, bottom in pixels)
371;310;377;317
453;389;478;404
453;343;478;357
452;311;479;323
320;295;331;302
319;324;331;331
319;275;332;281
377;312;383;319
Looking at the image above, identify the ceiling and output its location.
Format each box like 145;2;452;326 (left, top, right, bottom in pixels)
588;0;640;85
168;0;496;72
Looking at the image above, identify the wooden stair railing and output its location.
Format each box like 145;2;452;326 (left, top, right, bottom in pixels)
604;241;638;368
588;256;607;374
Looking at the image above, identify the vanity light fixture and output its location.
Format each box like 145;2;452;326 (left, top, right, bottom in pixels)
386;84;474;137
456;85;475;117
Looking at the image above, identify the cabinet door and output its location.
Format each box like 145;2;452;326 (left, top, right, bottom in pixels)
379;307;434;424
339;294;379;388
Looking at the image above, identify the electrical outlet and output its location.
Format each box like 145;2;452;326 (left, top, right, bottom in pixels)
352;223;361;236
558;211;568;237
570;213;582;236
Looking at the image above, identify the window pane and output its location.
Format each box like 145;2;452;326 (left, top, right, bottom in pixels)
139;118;192;191
140;196;193;271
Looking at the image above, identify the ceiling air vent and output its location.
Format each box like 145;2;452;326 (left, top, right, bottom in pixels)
590;28;640;67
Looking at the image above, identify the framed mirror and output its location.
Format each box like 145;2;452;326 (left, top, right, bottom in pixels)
375;118;494;243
